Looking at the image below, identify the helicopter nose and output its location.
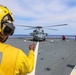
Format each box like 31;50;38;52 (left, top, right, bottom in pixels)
38;34;43;38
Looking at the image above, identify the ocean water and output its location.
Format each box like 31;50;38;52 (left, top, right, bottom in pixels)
9;34;76;40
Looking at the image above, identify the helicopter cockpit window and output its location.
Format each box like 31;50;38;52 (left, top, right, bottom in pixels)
36;31;39;34
33;30;36;32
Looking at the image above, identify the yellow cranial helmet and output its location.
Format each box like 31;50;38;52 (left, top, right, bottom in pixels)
0;5;14;32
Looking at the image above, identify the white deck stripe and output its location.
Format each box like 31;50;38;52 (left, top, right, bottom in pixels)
27;42;39;75
70;65;76;75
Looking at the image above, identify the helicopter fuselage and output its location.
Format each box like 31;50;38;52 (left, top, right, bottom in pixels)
30;29;48;41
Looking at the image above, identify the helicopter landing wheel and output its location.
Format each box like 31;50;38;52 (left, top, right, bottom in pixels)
43;39;45;41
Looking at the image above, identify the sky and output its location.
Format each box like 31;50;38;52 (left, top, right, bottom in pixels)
0;0;76;35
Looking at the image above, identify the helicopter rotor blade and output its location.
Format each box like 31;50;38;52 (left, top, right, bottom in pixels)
24;28;35;30
15;25;35;28
45;24;68;27
45;28;58;31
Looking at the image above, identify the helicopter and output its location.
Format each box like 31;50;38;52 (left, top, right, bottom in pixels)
16;24;67;41
30;26;48;41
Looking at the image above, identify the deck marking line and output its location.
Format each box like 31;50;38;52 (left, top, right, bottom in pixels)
70;65;76;75
27;42;39;75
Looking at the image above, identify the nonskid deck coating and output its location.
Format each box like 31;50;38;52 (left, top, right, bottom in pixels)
5;38;76;75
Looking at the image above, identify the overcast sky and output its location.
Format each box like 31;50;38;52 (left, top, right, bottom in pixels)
0;0;76;35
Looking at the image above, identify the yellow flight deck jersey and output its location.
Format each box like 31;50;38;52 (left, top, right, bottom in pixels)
0;42;35;75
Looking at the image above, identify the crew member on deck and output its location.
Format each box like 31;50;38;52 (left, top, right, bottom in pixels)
62;35;66;41
0;5;35;75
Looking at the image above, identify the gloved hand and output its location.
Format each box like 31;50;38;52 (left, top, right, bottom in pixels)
29;43;35;51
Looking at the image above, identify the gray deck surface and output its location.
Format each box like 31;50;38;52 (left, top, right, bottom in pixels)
5;38;76;75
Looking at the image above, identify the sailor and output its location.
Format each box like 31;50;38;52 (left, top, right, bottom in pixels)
62;35;66;41
0;5;35;75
